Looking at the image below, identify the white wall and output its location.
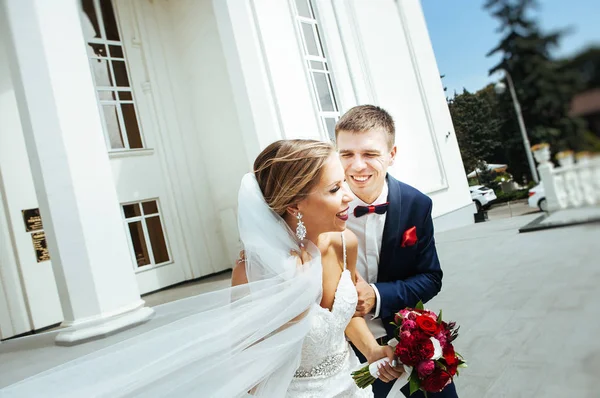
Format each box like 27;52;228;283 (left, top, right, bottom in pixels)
394;0;473;219
251;0;323;139
152;0;248;268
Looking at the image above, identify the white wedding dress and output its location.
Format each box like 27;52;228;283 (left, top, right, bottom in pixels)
287;233;373;397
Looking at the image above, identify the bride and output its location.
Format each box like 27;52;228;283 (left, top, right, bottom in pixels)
234;139;401;396
0;140;400;398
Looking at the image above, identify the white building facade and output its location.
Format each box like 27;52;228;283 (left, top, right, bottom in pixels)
0;0;473;341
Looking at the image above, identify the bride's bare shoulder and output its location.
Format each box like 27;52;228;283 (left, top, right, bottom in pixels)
322;230;358;261
327;230;357;249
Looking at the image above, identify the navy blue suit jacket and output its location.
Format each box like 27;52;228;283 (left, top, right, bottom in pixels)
374;174;443;337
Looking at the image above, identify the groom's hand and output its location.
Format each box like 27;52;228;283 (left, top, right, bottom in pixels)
355;273;376;317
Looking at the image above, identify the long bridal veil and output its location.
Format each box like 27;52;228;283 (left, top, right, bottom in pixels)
0;174;322;397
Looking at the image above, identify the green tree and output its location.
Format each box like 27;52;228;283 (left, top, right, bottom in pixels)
485;0;588;181
448;86;503;173
561;46;600;90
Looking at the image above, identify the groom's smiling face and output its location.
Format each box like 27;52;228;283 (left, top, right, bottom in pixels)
337;128;396;204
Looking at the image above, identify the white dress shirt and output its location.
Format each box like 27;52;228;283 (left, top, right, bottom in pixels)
346;182;389;339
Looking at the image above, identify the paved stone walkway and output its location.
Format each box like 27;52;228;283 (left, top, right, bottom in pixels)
431;214;600;397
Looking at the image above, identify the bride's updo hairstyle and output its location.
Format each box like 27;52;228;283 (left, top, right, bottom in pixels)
254;139;335;217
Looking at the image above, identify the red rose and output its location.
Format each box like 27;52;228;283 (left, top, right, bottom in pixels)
443;345;458;367
416;315;439;335
421;368;452;393
424;310;438;321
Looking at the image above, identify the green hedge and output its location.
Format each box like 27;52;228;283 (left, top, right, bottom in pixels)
494;189;530;204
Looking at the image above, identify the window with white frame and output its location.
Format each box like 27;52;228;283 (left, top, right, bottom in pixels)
293;0;340;141
122;200;171;269
81;0;144;151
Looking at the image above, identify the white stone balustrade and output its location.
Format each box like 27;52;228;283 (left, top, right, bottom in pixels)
532;144;600;212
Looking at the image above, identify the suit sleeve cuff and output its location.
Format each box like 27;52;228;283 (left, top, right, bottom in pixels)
370;283;382;319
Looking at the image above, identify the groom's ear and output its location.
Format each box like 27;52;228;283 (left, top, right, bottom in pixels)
389;145;397;166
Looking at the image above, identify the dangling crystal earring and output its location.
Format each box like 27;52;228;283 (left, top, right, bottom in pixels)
296;212;307;241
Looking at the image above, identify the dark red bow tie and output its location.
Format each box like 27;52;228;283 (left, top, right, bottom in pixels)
353;203;389;218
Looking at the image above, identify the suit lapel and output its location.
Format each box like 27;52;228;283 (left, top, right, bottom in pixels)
379;175;402;281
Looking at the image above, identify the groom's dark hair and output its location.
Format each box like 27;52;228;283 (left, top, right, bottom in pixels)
335;105;395;149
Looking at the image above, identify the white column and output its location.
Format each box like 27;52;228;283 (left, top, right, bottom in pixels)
212;0;282;166
0;0;153;345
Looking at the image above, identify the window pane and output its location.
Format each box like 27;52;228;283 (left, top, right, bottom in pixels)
295;0;313;18
301;23;319;56
324;117;337;141
81;0;101;39
98;90;116;101
310;60;325;70
102;105;124;149
312;72;335;112
128;221;150;267
123;203;141;218
89;58;112;87
109;45;124;58
88;43;107;58
112;61;130;87
146;216;170;264
141;201;158;215
100;0;121;41
121;104;143;149
118;91;133;101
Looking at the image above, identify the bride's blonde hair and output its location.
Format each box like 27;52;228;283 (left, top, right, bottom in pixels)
254;139;335;217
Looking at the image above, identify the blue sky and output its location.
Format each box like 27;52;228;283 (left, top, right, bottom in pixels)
421;0;600;96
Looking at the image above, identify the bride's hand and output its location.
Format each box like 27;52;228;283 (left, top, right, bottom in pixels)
367;345;404;383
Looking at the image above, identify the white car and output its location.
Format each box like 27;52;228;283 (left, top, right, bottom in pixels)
469;185;497;212
528;184;547;211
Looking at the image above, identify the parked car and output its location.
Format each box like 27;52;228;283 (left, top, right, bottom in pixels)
469;185;497;212
528;184;547;211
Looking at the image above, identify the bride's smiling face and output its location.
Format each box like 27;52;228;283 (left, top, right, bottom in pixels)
296;154;354;237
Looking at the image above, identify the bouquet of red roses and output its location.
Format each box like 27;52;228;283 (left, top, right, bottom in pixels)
351;301;465;396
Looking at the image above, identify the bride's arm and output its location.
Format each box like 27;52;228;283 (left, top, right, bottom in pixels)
346;318;401;383
231;259;249;286
343;231;401;384
342;231;387;362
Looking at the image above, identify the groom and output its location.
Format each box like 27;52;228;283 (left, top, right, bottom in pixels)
336;105;458;398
